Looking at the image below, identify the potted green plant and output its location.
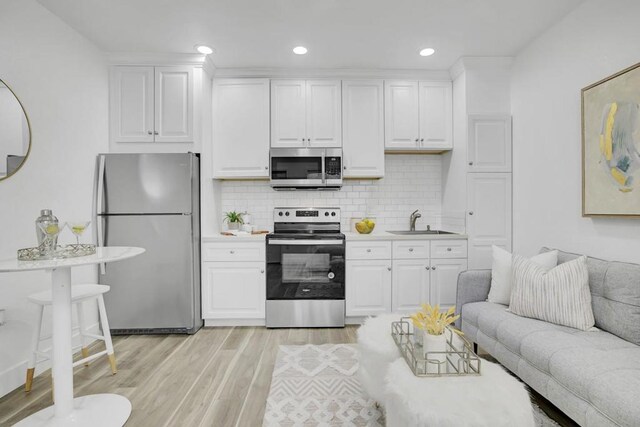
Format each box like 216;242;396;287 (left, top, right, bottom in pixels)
224;211;244;230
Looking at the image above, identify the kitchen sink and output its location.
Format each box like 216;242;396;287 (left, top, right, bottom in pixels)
387;230;456;235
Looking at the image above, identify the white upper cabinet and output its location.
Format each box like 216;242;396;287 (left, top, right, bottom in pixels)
385;81;420;149
154;66;194;143
271;80;341;148
212;79;270;178
467;115;512;172
419;82;452;150
342;80;385;178
466;173;512;269
385;80;452;151
109;65;195;144
110;66;155;143
271;80;306;148
306;80;342;148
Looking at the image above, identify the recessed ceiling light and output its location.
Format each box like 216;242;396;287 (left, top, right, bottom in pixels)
195;45;214;55
419;48;436;57
293;46;308;55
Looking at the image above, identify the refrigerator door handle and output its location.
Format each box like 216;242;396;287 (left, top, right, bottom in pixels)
94;155;106;274
95;155;106;217
97;217;106;275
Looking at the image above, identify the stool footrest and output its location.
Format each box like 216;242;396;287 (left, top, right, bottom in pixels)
72;349;108;368
82;332;105;341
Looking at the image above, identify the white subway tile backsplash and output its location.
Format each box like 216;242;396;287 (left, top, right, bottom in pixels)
219;155;442;232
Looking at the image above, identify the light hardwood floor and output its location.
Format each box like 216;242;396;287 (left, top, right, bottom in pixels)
0;326;575;427
0;326;358;427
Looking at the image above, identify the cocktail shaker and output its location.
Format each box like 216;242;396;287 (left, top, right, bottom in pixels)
36;209;59;252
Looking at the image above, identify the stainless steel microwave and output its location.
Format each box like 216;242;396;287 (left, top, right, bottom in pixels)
270;148;342;190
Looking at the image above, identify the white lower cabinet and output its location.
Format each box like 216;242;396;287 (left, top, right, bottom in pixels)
201;242;266;322
202;261;265;319
345;260;392;316
346;239;467;320
392;259;430;313
430;259;468;310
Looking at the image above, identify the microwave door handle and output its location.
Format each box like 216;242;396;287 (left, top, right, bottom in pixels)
321;152;326;184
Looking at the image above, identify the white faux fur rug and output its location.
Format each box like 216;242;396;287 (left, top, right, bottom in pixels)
263;344;559;427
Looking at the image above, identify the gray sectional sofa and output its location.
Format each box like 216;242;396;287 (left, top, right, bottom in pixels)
456;248;640;427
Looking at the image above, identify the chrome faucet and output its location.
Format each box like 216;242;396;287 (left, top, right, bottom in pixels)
409;209;422;231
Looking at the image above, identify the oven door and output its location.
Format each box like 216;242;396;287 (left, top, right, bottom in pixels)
266;238;345;300
270;148;324;188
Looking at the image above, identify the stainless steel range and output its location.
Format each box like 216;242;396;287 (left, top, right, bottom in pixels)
266;207;345;328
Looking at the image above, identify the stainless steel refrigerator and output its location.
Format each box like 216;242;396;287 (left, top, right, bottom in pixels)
93;153;202;334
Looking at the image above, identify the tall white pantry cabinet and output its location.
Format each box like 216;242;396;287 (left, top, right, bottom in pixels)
466;115;513;269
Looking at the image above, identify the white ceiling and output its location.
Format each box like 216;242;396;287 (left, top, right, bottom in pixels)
37;0;583;70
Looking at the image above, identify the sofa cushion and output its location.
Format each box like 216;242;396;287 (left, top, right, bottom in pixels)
462;301;575;356
495;315;577;357
548;346;640;425
461;301;511;339
542;248;640;346
519;329;636;374
589;368;640;427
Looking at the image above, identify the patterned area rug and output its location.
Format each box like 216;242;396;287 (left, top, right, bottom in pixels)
263;344;559;426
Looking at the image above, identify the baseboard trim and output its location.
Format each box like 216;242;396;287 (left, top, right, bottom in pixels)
204;318;266;327
0;322;100;398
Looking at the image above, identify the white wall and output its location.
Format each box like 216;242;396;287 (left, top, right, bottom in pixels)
0;0;108;396
511;0;640;262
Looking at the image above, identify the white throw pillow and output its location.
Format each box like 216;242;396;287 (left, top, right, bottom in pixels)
488;246;558;305
509;255;594;331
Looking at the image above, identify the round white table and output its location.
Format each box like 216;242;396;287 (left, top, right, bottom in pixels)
0;246;145;427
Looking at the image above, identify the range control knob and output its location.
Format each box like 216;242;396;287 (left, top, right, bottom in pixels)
331;212;336;217
285;211;290;216
278;212;284;216
325;212;330;216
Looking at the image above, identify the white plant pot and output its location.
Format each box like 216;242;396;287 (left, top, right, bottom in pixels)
423;332;447;374
227;222;240;230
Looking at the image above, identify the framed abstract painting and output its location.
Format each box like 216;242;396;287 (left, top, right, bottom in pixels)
582;62;640;217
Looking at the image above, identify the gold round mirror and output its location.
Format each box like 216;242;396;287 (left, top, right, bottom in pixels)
0;78;31;181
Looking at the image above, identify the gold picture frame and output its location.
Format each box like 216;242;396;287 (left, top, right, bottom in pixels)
582;61;640;217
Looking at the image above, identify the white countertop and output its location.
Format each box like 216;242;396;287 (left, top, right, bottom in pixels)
203;231;467;242
202;233;267;243
343;231;467;241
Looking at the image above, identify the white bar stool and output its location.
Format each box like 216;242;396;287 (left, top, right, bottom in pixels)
25;284;117;392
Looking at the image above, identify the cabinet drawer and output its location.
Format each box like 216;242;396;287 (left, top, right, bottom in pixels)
346;241;392;260
430;240;467;259
392;241;430;259
202;242;265;262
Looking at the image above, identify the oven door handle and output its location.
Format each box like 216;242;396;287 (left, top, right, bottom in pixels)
268;239;344;246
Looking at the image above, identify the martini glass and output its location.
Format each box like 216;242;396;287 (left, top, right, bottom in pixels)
38;222;65;256
68;221;91;245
